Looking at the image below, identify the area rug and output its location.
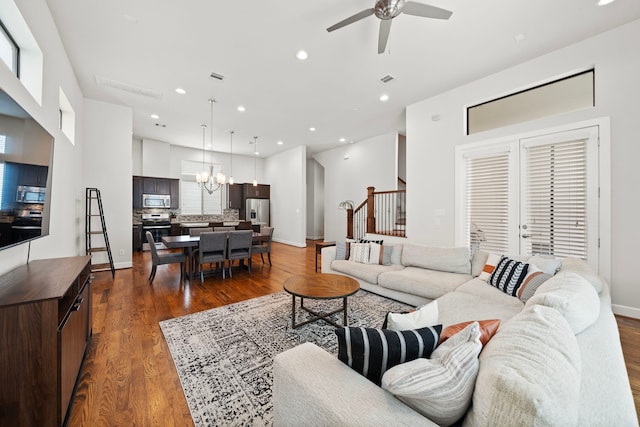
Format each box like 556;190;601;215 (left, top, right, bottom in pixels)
159;290;412;426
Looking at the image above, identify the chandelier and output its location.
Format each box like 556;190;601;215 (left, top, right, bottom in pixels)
196;99;226;194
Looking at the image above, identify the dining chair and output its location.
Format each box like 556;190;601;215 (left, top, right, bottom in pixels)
214;226;235;232
252;226;274;266
198;231;228;281
227;230;253;277
189;227;213;274
146;231;186;284
236;220;253;230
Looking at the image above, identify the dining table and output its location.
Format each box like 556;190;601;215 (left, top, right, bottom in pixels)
162;232;269;279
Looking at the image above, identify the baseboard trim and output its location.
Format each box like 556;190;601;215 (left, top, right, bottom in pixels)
306;235;324;240
612;304;640;320
114;261;133;270
272;238;306;248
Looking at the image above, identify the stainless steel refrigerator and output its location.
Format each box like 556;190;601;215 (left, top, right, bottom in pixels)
245;198;269;226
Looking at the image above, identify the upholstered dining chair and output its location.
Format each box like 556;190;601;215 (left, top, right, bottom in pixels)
189;227;213;273
146;231;186;284
252;226;274;266
236;220;253;230
214;226;235;232
227;230;253;277
198;231;228;281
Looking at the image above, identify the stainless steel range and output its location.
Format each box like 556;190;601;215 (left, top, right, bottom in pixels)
12;209;43;242
141;213;171;242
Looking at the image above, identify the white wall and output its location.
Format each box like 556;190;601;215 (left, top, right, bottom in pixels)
0;0;86;274
313;132;398;242
265;146;306;247
406;19;640;317
83;99;133;269
306;159;324;240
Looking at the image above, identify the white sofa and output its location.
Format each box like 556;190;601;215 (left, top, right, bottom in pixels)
273;242;637;426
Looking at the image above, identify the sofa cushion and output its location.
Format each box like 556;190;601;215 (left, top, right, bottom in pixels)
437;280;523;327
378;267;472;300
559;256;604;293
439;319;500;347
335;325;442;386
528;255;563;274
464;305;581;427
525;271;600;334
331;259;404;284
488;256;529;296
382;322;482;426
386;300;439;331
401;243;471;274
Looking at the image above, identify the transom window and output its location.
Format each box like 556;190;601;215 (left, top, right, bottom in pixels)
0;20;19;76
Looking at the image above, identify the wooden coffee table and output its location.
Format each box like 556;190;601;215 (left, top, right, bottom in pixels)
283;274;360;329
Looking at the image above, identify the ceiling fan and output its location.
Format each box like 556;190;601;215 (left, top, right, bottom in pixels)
326;0;453;54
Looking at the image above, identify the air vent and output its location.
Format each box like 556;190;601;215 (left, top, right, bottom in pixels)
95;75;162;99
210;72;225;81
380;74;395;84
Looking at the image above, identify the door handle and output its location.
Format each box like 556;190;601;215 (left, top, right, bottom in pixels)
521;234;531;238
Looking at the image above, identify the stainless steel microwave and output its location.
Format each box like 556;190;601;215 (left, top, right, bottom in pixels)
142;194;171;209
16;185;46;204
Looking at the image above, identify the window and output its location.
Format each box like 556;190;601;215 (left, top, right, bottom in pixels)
0;134;5;208
467;70;595;135
59;87;76;144
0;20;19;76
180;160;225;214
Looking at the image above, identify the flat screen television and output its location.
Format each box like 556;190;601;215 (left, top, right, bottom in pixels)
0;88;54;250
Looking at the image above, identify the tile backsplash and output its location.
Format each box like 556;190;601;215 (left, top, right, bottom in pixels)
133;208;239;224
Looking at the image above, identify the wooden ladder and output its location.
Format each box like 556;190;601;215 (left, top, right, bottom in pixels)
85;187;115;278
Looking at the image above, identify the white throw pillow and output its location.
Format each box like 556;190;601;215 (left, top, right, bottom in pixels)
477;253;501;282
349;242;370;264
528;255;563;274
464;305;581;427
386;300;439;331
382;322;482;426
525;271;600;334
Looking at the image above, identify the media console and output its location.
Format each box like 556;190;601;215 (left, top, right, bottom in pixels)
0;256;92;426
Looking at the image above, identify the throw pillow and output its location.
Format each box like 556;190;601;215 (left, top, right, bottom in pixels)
335;241;351;260
349;242;370;264
368;242;393;265
438;318;500;347
529;255;563;274
465;305;581;427
335;325;442;386
359;238;384;245
516;263;552;303
385;300;439;331
477;253;502;282
489;256;529;296
381;322;483;426
525;271;600;334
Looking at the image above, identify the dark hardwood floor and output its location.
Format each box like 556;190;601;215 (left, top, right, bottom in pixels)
68;241;640;425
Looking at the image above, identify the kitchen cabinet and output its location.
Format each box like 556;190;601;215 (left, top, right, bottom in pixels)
132;224;142;251
243;183;270;199
0;256;92;427
170;223;181;236
19;163;48;187
227;183;243;209
133;176;179;209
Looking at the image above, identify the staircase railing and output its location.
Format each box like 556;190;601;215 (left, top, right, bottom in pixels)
348;186;406;240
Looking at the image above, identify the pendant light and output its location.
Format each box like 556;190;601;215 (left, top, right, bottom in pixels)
253;136;258;186
197;99;225;194
229;130;234;185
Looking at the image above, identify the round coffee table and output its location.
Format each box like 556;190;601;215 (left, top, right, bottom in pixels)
283;274;360;329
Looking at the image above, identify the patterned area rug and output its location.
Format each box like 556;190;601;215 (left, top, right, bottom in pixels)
159;290;412;426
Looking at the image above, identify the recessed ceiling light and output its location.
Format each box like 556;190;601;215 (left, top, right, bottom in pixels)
309;127;316;132
277;141;284;145
150;114;159;119
175;88;186;94
379;94;389;102
237;106;246;112
514;33;525;42
597;0;615;5
254;151;260;155
296;50;309;60
339;137;346;143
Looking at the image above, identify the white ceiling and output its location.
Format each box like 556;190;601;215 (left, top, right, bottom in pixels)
45;0;640;158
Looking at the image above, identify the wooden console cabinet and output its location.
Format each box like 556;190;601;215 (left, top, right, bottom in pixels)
0;256;92;426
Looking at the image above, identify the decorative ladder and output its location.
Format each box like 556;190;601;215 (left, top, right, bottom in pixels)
85;187;115;278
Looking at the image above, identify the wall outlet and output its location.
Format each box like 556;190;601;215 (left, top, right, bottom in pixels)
119;249;125;256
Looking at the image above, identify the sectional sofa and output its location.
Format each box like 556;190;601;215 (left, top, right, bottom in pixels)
272;240;637;426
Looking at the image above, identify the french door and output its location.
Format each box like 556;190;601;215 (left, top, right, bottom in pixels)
463;125;599;266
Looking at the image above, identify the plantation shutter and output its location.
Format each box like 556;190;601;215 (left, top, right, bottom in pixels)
180;160;224;214
466;151;510;253
523;139;588;258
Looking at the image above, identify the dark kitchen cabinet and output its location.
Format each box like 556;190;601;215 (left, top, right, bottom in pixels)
228;183;243;209
132;224;142;251
170;223;181;236
243;183;270;199
19;163;48;187
133;176;179;209
0;256;92;427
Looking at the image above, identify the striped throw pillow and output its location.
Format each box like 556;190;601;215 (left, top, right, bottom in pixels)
489;256;529;296
335;242;351;260
335;325;442;385
349;242;370;264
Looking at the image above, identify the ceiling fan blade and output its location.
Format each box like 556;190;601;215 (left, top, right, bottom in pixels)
402;2;453;19
327;8;375;32
378;19;392;54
